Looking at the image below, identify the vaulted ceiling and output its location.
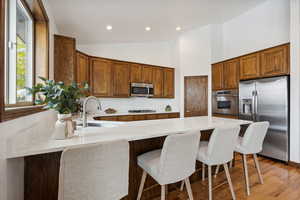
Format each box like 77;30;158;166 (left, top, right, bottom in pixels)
47;0;267;44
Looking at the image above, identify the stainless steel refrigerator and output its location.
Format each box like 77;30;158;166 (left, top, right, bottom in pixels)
239;76;289;162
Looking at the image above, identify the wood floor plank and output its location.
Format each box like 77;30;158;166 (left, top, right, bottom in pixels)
151;155;300;200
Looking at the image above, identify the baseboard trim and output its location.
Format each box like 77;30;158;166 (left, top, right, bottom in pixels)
288;161;300;168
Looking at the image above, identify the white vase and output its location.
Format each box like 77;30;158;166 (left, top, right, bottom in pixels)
52;113;72;140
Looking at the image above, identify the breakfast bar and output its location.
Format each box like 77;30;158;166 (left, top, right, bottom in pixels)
6;116;251;200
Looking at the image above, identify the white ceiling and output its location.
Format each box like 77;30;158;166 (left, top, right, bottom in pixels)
48;0;267;44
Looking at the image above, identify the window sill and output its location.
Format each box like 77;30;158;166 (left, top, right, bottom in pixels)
3;105;45;121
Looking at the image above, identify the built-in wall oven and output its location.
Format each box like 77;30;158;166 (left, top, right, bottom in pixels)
212;89;239;116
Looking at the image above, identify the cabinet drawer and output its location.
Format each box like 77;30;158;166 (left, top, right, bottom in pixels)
133;115;146;121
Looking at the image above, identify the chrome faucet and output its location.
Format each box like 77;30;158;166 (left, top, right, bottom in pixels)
82;96;102;128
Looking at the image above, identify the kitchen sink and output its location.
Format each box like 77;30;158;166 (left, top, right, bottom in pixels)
77;121;125;128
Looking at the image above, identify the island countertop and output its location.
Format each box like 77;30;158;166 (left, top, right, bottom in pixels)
6;116;251;159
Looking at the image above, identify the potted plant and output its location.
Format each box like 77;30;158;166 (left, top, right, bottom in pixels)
27;77;89;139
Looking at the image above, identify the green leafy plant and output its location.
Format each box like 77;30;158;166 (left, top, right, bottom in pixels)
26;77;89;114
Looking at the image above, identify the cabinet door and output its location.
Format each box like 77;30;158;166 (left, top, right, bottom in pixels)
112;61;130;97
130;63;142;83
260;44;289;77
240;53;260;80
212;63;224;90
152;67;164;97
142;66;153;83
76;51;89;86
54;35;76;85
163;68;175;98
223;59;239;89
90;58;112;97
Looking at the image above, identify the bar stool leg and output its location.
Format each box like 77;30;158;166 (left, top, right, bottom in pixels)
208;165;212;200
185;177;194;200
242;154;250;196
180;180;185;191
214;165;220;178
161;185;166;200
137;171;147;200
202;163;206;181
253;154;264;184
223;163;236;200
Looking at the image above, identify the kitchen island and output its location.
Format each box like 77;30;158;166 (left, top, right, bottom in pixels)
6;116;251;200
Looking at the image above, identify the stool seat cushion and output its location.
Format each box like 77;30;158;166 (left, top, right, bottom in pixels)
138;149;161;180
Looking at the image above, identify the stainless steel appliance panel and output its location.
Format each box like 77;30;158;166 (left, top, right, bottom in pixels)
239;80;256;121
212;89;239;116
256;76;289;161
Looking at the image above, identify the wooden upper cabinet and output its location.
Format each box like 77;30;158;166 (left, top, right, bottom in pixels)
239;53;260;80
212;63;224;90
76;51;89;86
152;67;164;97
142;66;153;83
260;44;289;77
130;63;142;83
54;35;76;85
90;58;112;97
112;61;130;97
163;68;175;98
223;59;239;89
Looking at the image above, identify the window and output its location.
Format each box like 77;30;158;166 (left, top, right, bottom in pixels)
6;0;33;106
1;0;49;121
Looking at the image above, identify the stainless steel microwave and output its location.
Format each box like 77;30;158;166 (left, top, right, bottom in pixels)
130;83;154;97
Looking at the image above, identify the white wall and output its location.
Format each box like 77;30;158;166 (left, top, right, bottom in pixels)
177;25;212;116
78;42;181;113
215;0;290;62
290;0;300;163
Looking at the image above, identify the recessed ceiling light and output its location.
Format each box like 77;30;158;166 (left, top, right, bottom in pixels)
106;25;112;30
145;27;151;31
176;26;182;31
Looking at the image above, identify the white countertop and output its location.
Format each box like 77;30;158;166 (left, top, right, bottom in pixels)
93;111;179;117
6;116;251;159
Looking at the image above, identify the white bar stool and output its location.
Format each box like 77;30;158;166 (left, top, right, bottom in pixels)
197;125;240;200
213;122;270;196
234;121;269;196
136;131;201;200
58;140;129;200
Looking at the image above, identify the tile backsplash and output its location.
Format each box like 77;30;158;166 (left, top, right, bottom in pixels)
85;97;179;114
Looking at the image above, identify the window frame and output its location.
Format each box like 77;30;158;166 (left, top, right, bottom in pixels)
1;0;50;121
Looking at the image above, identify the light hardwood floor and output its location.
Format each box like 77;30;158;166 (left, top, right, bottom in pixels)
153;155;300;200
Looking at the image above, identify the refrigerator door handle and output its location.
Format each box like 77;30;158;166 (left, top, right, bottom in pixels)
255;91;258;121
252;91;256;121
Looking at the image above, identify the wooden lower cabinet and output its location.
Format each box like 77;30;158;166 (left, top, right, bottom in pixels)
118;115;134;121
94;112;180;121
